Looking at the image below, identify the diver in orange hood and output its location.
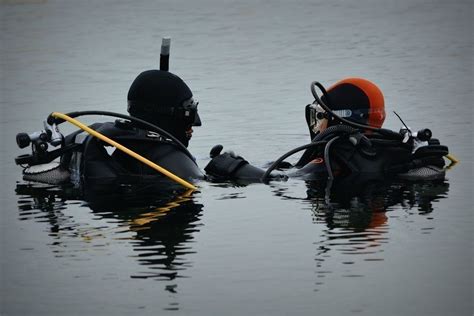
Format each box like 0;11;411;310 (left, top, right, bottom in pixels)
205;78;450;183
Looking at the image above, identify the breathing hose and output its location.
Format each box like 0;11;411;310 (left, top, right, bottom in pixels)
324;136;340;181
261;140;328;181
50;112;197;191
262;124;359;181
47;110;195;162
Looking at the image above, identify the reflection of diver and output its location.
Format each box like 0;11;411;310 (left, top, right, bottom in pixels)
301;177;450;288
16;183;82;237
15;182;203;281
85;185;204;281
127;195;203;281
205;78;455;184
306;177;450;228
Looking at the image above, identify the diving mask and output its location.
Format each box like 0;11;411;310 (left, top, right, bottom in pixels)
307;103;328;134
127;97;202;127
307;101;383;133
180;98;201;127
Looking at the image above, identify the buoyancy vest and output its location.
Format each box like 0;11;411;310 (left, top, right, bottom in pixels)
61;120;203;185
292;127;448;180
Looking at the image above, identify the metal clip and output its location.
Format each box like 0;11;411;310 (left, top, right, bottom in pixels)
146;131;162;139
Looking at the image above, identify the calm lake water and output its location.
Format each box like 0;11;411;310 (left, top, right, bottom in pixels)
1;0;472;315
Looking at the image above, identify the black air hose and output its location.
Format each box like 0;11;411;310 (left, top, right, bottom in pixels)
324;136;340;181
47;110;195;162
295;124;358;167
261;140;328;181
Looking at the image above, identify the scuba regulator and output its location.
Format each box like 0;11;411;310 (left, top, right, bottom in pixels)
15;120;66;166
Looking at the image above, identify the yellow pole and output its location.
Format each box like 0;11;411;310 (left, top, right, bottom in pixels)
445;153;459;164
51;112;197;190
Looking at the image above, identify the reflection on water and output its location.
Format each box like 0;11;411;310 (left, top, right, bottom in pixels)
273;177;450;290
15;174;451;309
124;193;202;281
16;182;203;290
17;184;83;246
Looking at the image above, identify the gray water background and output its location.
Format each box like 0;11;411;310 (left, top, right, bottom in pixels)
1;0;472;315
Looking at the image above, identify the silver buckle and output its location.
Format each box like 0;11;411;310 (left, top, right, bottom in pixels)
146;131;162;139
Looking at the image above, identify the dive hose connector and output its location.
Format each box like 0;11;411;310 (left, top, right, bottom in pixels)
44;121;64;146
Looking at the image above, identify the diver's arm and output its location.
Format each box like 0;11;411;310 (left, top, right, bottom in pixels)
204;146;285;182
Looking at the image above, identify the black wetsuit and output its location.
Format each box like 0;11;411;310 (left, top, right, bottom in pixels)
60;120;203;186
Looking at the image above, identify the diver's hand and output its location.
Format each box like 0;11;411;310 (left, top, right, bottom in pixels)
205;145;287;182
209;144;224;158
205;145;249;179
209;144;241;160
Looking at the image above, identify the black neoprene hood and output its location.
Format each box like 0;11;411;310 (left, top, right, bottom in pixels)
127;70;196;147
127;70;193;111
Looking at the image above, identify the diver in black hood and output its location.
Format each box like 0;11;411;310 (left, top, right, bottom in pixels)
76;69;204;185
104;69;204;181
15;67;204;187
15;38;209;189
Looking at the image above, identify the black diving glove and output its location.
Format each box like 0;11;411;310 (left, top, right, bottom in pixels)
205;145;250;180
205;145;287;182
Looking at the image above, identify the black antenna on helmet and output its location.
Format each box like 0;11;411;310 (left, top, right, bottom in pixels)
160;37;171;71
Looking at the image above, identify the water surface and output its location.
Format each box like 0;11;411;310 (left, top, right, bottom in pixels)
1;0;472;315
